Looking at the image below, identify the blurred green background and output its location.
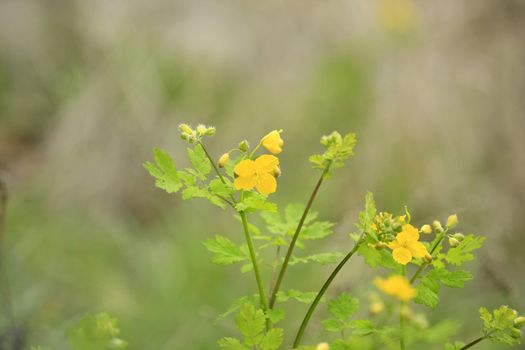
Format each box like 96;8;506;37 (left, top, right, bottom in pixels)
1;0;524;349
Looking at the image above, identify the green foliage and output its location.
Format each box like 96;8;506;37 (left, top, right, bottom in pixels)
322;293;361;333
203;235;249;265
235;192;277;213
218;304;284;350
276;289;320;304
143;148;182;193
68;313;127;350
479;306;522;346
444;235;486;266
414;268;473;309
309;131;357;176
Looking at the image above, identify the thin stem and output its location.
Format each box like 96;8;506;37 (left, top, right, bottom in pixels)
292;235;364;348
248;144;261;159
458;336;487;350
240;210;269;311
400;266;406;350
269;167;329;309
410;231;446;284
198;141;227;185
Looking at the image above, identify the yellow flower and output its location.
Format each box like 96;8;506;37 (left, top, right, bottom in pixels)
374;275;416;302
218;153;230;168
234;155;279;195
261;130;284;154
316;343;330;350
388;224;429;265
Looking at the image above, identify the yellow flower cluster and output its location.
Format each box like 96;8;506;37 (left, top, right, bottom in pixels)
374;275;416;302
233;130;284;195
388;224;429;265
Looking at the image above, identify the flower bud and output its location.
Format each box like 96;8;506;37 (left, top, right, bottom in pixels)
448;237;460;248
196;124;207;135
510;328;522;339
423;253;433;263
452;233;465;241
178;123;193;134
238;140;250;152
514;316;525;328
218;153;230;168
180;133;189;141
374;242;389;250
447;214;458;229
420;224;432;235
205;126;216;136
316;343;330;350
272;166;281;178
433;220;443;233
369;301;384;315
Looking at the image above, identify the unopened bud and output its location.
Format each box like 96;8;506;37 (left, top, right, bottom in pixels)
420;224;432;235
423;253;433;263
205;126;216;136
179;123;193;134
272;166;281;178
374;242;389;250
218;153;230;168
239;140;250;152
433;220;443;233
369;301;384;315
196;124;207;135
514;316;525;328
448;237;460;248
510;328;522;339
316;342;329;350
452;233;465;241
180;133;189;141
446;214;458;229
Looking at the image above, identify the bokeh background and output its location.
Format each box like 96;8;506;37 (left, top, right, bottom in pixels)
1;0;524;349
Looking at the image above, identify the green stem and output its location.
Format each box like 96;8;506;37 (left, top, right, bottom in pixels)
458;336;487;350
292;235;364;348
198;141;227;185
268;167;329;309
410;231;446;284
240;210;269;311
400;266;406;350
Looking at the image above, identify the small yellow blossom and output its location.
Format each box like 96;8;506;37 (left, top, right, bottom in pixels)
388;224;429;265
446;214;458;229
234;155;279;195
316;343;330;350
374;275;416;302
218;153;230;168
420;224;432;234
261;130;284;154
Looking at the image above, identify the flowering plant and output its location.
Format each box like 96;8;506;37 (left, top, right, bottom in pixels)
140;123;523;350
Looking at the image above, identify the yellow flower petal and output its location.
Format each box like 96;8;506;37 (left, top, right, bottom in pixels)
234;159;256;177
261;130;284;154
375;275;416;302
255;154;280;173
397;224;419;243
392;247;412;265
234;176;256;190
256;173;277;195
407;241;428;258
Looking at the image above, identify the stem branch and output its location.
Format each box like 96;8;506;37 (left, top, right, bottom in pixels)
458;336;487;350
292;235;364;347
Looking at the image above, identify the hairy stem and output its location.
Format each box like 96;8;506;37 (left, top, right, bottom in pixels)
458;336;487;350
292;235;364;348
240;210;269;311
268;167;329;309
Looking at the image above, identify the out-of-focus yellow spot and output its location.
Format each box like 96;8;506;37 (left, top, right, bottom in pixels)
374;275;416;302
378;0;416;33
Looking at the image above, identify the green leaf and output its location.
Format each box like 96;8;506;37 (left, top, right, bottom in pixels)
143;148;182;194
300;221;334;240
479;305;521;345
275;289;320;304
260;328;284;350
68;313;127;350
203;235;248;265
235;192;277;213
289;252;344;266
217;296;252;321
218;337;245;350
235;304;266;346
357;244;398;270
187;144;211;178
209;178;234;198
414;276;439;309
322;318;343;332
309;132;357;174
348;320;376;335
265;308;285;324
445;235;485;266
357;191;376;232
428;268;473;288
328;292;359;321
